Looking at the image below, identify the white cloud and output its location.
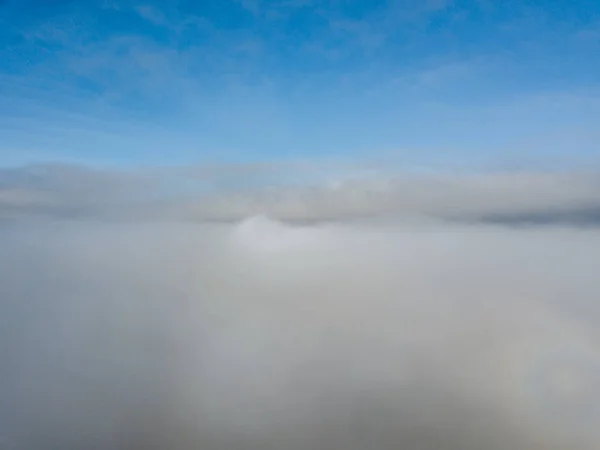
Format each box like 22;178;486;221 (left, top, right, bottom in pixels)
1;163;600;449
134;4;171;26
1;215;600;449
2;164;600;225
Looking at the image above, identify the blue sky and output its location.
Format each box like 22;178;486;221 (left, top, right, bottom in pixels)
1;0;599;168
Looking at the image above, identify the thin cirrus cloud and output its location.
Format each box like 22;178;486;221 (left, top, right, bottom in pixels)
1;0;600;165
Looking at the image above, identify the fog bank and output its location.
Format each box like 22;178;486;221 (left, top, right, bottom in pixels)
1;216;600;449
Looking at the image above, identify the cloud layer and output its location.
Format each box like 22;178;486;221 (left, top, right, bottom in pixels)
1;200;600;448
2;163;600;225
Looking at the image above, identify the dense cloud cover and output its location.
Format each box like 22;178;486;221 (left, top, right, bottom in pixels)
1;165;600;449
2;163;600;225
